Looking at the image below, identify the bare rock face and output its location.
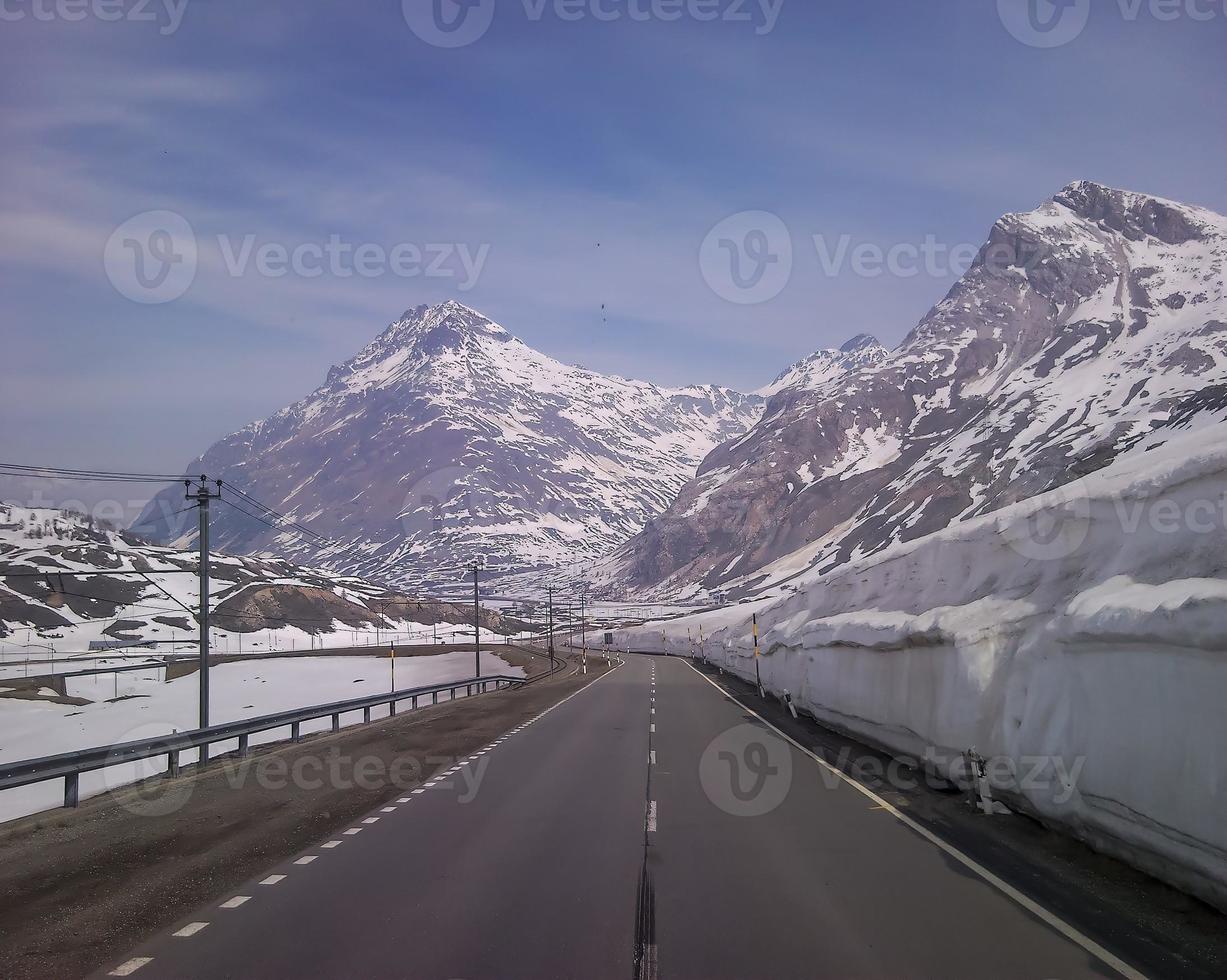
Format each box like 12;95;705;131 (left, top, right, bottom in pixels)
133;301;763;589
609;182;1227;598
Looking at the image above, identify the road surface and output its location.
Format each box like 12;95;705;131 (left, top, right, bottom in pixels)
97;654;1137;979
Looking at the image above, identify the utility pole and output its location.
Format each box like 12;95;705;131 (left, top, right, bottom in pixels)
189;476;221;762
473;563;481;678
547;586;555;667
580;586;587;675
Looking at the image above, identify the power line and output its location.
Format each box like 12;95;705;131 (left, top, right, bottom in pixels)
0;462;185;484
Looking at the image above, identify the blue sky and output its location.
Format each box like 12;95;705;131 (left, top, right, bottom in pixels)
1;0;1225;501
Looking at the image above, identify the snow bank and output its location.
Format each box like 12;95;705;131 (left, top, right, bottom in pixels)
618;428;1227;910
0;651;522;823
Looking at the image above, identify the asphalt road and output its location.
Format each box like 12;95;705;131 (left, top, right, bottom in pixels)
95;655;1139;979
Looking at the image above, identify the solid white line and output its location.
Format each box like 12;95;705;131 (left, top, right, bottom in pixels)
173;922;209;938
220;896;250;908
647;800;657;833
260;875;286;885
294;856;317;865
682;661;1145;980
109;957;153;976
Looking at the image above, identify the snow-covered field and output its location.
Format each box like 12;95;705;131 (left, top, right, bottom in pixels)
617;427;1227;911
0;651;522;823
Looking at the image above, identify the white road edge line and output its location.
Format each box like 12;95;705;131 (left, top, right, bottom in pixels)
682;660;1146;980
109;957;153;976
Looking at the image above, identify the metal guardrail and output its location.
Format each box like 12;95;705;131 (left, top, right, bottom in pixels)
0;672;527;810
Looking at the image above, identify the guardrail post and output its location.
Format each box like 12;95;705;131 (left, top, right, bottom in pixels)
238;734;249;758
168;750;180;776
332;713;340;733
432;692;437;704
363;707;371;724
412;695;418;709
64;773;79;808
390;699;397;717
291;721;301;742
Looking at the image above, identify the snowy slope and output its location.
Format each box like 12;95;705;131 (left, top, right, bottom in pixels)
617;425;1227;911
133;301;763;589
0;503;506;653
609;182;1227;599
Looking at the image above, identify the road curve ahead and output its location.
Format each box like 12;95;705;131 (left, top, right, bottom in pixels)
98;655;1138;980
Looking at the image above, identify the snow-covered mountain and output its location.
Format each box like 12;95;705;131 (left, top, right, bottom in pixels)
133;302;763;589
0;503;504;649
755;333;888;399
607;181;1227;598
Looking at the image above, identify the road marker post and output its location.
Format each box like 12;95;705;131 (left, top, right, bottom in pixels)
753;614;764;699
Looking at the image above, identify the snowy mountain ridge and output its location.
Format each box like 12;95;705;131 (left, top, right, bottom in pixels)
0;502;498;649
133;302;767;588
600;180;1227;599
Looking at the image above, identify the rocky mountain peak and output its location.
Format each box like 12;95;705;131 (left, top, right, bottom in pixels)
840;333;882;353
1053;180;1209;245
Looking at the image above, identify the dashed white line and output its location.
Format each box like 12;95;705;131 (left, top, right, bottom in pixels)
322;841;343;848
343;828;363;835
396;798;411;803
260;874;287;885
650;724;655;733
412;789;426;795
109;957;153;976
220;896;250;909
294;856;318;865
647;800;658;833
173;922;209;938
362;817;380;824
381;806;397;813
650;750;656;765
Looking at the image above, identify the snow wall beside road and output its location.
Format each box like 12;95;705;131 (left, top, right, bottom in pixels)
617;427;1227;911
